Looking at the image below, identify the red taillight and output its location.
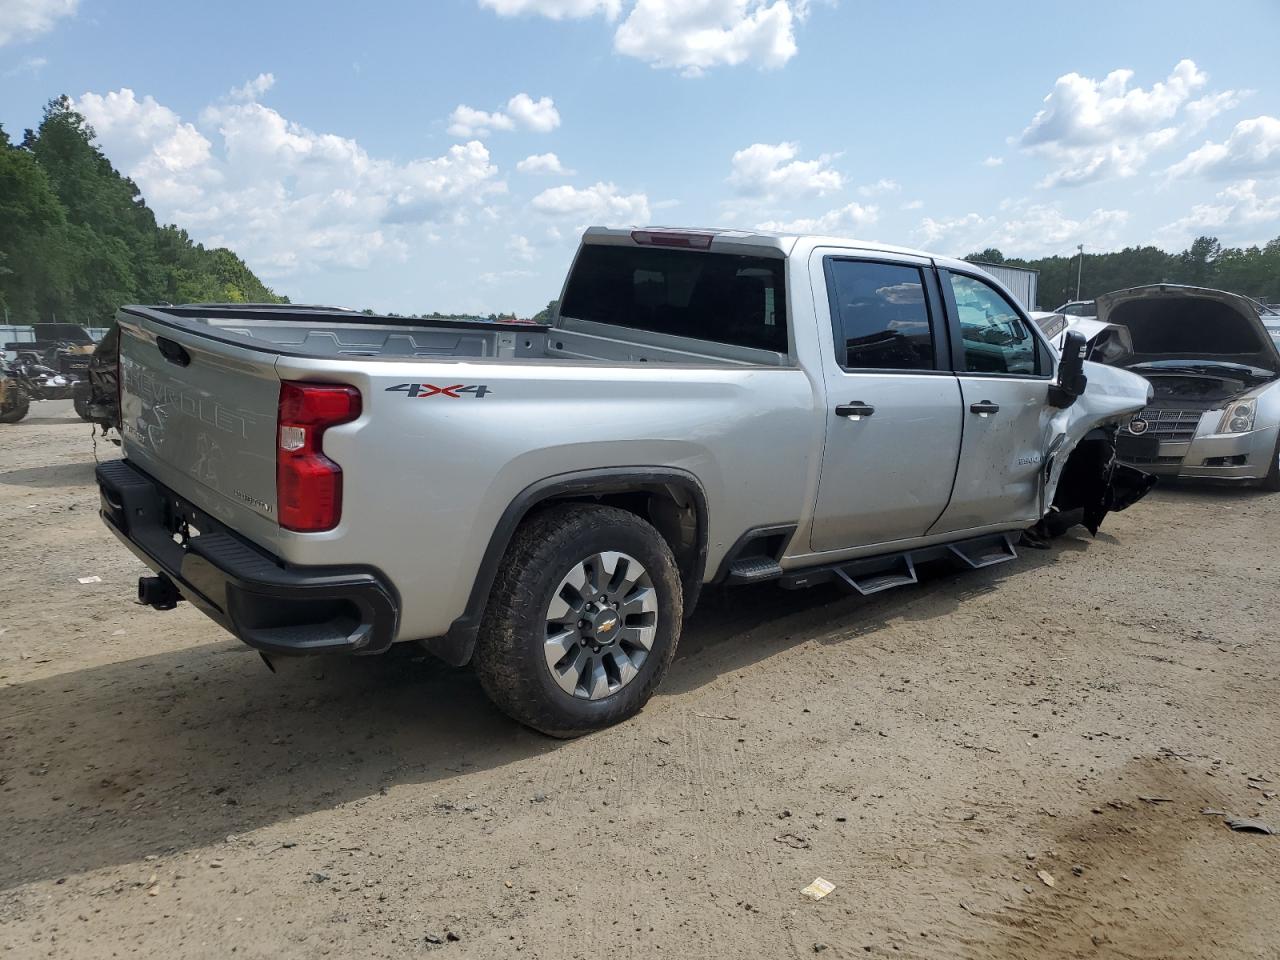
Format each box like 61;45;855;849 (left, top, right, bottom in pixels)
276;381;361;532
630;230;714;250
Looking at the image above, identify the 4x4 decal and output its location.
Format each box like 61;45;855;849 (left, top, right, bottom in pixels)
386;383;492;399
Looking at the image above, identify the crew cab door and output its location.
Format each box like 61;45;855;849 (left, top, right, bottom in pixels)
928;268;1057;535
808;251;963;552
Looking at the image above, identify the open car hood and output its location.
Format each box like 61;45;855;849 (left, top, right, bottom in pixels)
1094;284;1280;370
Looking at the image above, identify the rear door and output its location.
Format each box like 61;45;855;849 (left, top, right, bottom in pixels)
808;251;964;551
928;269;1057;535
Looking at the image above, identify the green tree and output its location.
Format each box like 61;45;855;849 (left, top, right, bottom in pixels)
0;96;285;324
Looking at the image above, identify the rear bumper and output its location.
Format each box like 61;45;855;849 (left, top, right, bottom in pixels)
97;459;399;656
1119;424;1279;482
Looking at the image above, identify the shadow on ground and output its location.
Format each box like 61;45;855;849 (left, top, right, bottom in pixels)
0;460;99;488
0;528;1093;890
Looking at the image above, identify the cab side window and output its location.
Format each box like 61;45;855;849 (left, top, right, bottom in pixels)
949;274;1039;375
825;259;937;371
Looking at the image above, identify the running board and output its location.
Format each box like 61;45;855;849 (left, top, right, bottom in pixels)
833;553;918;596
727;556;785;584
778;531;1021;595
947;533;1018;569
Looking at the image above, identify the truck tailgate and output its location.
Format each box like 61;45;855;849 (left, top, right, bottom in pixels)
118;311;282;543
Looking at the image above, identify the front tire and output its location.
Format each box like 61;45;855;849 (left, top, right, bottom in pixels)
474;503;683;737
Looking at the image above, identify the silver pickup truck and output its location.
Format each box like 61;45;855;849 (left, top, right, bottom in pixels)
97;227;1155;736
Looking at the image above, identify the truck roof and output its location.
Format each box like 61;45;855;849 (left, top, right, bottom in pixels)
581;225;969;272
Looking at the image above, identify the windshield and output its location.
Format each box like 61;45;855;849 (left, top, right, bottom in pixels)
1056;301;1095;316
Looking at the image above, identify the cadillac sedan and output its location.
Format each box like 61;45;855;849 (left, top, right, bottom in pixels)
1097;285;1280;488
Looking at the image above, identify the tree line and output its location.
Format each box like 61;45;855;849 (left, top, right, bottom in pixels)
967;235;1280;309
0;96;284;326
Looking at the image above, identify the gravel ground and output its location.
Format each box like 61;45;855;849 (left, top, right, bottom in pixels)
1;400;1278;959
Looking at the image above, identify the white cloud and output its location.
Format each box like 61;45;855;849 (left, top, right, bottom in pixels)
2;52;45;75
479;0;621;18
1165;116;1280;181
615;0;802;76
507;234;538;261
728;141;842;199
915;203;1129;257
75;88;217;207
1159;180;1280;245
531;181;650;226
1019;59;1239;188
446;93;559;138
76;85;505;279
0;0;76;46
516;152;573;175
480;268;536;285
229;72;275;102
900;199;923;211
757;201;878;235
982;156;1003;168
857;177;898;197
447;104;516;139
1185;89;1246;131
505;93;561;132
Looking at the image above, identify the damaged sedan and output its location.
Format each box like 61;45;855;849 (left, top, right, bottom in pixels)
1097;285;1280;488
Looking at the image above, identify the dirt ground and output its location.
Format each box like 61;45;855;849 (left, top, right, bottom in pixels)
1;400;1277;960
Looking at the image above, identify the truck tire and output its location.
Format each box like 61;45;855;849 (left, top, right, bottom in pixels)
0;391;30;424
474;503;684;737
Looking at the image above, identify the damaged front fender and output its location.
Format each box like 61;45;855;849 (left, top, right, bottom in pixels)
1037;361;1156;536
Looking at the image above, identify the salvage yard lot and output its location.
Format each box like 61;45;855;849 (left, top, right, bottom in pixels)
1;402;1278;960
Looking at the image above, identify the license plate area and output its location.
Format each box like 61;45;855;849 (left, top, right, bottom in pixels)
1116;434;1161;460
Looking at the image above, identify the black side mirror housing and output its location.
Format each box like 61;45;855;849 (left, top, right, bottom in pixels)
1049;330;1089;408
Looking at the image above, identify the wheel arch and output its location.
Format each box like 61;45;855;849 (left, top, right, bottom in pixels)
422;467;708;666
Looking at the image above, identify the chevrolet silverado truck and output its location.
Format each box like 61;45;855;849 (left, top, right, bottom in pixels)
97;227;1155;736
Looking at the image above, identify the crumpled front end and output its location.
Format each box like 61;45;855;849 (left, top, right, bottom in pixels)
1037;361;1157;537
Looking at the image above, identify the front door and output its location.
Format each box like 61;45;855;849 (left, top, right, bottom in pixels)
929;269;1056;535
809;252;964;552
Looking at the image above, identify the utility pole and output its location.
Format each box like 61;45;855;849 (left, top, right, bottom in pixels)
1075;244;1084;302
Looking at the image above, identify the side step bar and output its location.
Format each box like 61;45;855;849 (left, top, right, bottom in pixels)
947;533;1019;569
834;553;917;596
777;533;1019;595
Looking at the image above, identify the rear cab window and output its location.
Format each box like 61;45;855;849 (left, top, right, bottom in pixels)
559;245;788;353
823;259;939;371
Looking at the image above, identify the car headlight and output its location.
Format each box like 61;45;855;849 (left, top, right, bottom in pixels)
1218;399;1257;434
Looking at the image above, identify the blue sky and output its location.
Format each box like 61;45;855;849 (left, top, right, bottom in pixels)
3;0;1279;314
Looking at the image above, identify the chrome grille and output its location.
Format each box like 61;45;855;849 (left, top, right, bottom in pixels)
1132;407;1201;442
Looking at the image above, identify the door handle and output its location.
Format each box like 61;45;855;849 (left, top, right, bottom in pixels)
156;337;191;368
969;400;1000;416
835;401;875;419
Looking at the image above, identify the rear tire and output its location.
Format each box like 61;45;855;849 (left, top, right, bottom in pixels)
0;390;30;424
474;503;683;738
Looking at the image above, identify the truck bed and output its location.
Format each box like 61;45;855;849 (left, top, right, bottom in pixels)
122;304;790;368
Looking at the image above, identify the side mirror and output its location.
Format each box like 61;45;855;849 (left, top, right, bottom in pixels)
1049;330;1089;408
